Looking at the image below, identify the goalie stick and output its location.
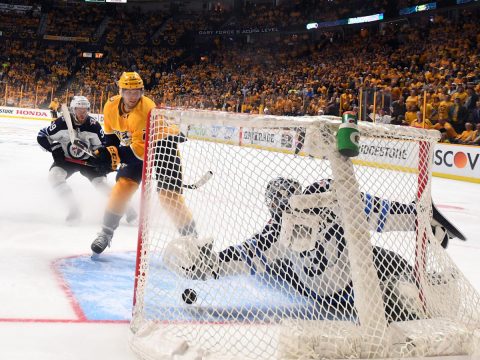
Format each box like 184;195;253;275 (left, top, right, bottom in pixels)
61;103;96;157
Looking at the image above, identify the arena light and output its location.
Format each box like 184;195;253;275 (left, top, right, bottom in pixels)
347;13;384;25
399;2;436;15
305;19;346;29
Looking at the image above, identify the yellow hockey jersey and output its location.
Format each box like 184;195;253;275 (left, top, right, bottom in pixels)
103;95;156;160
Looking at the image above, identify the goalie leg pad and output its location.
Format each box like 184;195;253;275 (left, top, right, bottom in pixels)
163;236;218;280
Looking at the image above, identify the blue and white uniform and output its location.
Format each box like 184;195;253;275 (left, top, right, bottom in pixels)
37;114;104;162
37;112;112;222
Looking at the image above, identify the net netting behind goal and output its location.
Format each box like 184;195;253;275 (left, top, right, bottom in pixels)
130;109;480;360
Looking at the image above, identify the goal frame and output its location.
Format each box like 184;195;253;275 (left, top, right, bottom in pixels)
130;108;480;360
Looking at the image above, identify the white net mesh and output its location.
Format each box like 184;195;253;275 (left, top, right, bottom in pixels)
130;109;480;360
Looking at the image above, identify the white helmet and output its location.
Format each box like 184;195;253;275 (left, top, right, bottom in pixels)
70;96;90;112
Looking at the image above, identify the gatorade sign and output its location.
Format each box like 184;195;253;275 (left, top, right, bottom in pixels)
432;144;480;181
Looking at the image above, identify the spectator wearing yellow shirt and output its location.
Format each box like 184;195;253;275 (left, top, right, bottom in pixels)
405;89;419;111
404;106;419;125
411;111;433;129
340;89;353;113
432;118;458;143
419;98;434;121
430;94;441;122
438;95;453;121
452;84;468;105
452;122;475;144
467;123;480;145
48;97;60;119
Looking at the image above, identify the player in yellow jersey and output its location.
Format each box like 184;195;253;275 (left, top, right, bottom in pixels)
90;72;198;255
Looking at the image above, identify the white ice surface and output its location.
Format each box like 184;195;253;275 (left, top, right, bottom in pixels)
0;118;479;359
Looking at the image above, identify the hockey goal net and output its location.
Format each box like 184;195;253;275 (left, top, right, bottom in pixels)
130;109;480;360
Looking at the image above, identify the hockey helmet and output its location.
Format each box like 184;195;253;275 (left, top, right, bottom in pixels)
118;71;144;90
70;95;90;111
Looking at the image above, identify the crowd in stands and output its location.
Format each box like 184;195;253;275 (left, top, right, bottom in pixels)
44;3;105;39
0;1;479;143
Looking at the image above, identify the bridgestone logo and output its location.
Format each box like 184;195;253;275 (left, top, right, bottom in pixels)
359;144;408;159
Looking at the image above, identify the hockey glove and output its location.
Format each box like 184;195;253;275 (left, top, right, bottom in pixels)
51;144;65;165
91;146;120;171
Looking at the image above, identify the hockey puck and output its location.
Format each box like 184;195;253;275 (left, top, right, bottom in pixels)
182;288;197;305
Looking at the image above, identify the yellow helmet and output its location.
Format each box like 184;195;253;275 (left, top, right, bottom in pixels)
118;71;144;90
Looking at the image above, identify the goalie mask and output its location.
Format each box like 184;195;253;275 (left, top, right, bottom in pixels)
265;177;302;218
70;96;90;125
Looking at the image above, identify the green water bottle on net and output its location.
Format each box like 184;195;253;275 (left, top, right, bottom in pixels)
336;111;360;157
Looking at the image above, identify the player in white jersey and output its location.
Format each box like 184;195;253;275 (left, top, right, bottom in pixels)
166;177;464;321
37;96;137;224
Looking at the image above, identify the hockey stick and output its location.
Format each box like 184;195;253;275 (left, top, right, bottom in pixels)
183;170;213;189
65;157;94;167
432;202;466;241
61;103;96;158
63;103;210;189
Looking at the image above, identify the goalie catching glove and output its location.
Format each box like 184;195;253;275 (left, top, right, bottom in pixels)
89;146;121;171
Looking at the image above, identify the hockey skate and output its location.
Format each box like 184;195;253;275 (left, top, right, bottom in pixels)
431;202;466;248
91;230;113;255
